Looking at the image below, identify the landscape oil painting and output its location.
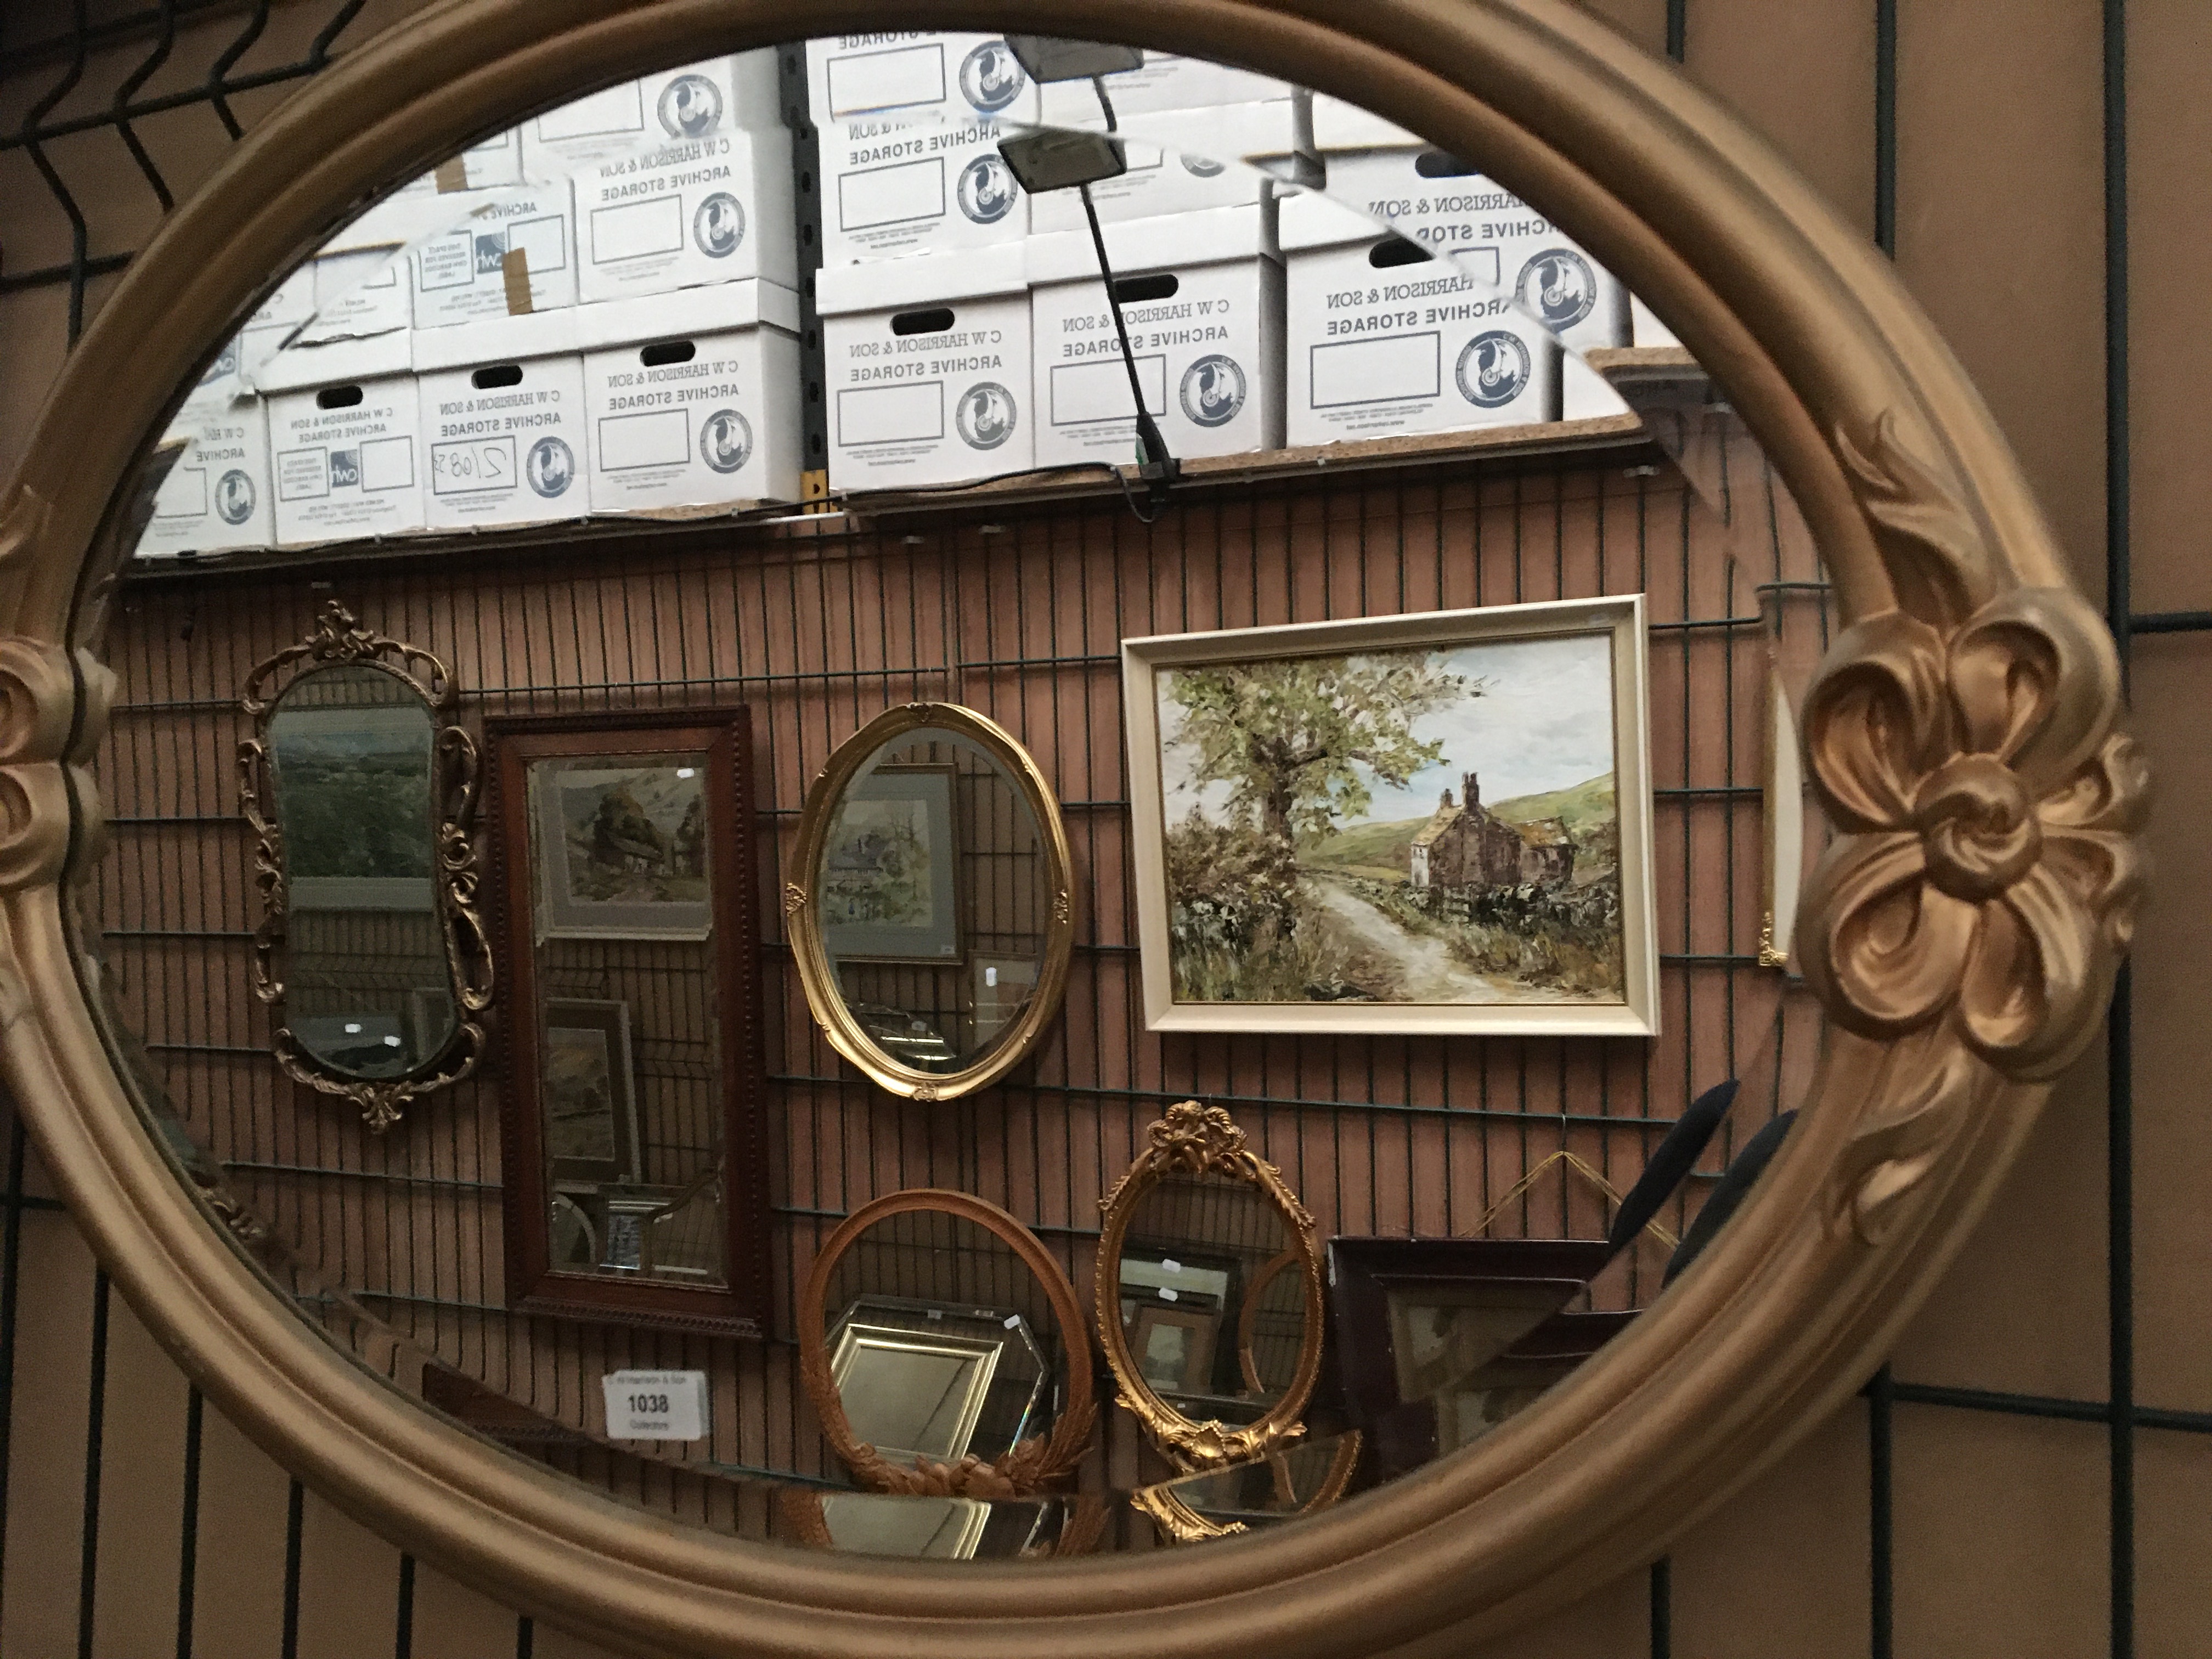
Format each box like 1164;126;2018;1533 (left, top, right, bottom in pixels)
1122;597;1658;1037
531;755;713;939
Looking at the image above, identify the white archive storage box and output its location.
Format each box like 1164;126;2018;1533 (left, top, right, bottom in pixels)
1029;101;1310;234
302;248;411;343
819;115;1026;267
1280;191;1556;446
1036;52;1290;125
1632;294;1682;349
258;330;426;545
1305;91;1419;151
138;408;275;558
805;33;1037;126
1029;205;1284;468
818;244;1032;490
1318;149;1628;355
572;123;798;301
579;281;804;512
408;183;579;330
177;266;314;427
519;53;784;178
415;312;590;531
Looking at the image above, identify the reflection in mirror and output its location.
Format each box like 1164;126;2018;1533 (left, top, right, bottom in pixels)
487;710;772;1333
804;1192;1092;1497
1132;1429;1364;1542
1097;1103;1325;1470
90;23;1837;1570
240;603;488;1129
268;665;448;1075
1120;1172;1299;1417
791;705;1073;1101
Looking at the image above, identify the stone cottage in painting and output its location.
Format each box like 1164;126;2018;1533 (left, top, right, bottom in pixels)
1408;772;1575;890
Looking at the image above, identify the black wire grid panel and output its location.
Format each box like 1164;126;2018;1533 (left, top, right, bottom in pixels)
0;4;2204;1659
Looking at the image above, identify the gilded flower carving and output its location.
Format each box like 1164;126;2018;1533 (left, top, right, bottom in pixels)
1798;586;2147;1081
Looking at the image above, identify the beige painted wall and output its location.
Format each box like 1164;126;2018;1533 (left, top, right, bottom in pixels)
1;1;2205;1654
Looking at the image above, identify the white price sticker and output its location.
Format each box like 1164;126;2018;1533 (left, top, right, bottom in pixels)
1158;1287;1179;1301
1161;1258;1182;1274
602;1369;710;1442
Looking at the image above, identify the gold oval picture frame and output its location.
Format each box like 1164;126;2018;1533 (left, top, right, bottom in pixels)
0;2;2146;1656
786;703;1075;1103
1095;1103;1328;1470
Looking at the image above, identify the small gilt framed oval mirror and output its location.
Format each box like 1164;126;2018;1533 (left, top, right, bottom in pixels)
1096;1102;1326;1470
787;704;1074;1101
238;600;491;1130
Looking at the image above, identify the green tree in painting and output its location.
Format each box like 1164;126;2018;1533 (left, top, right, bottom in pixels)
1169;653;1476;843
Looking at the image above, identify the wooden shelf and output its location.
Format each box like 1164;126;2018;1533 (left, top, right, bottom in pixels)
122;408;1673;586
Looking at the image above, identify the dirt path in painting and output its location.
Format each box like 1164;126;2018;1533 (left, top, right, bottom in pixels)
1302;873;1520;1004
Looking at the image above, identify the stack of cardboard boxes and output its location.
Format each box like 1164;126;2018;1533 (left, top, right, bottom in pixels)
148;51;803;555
1024;55;1306;475
810;33;1041;490
1283;95;1632;443
138;44;1670;558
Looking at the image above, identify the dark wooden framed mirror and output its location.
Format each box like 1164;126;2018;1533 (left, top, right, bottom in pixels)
485;706;773;1334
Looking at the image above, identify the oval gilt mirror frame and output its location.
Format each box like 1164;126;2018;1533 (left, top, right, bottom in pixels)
238;601;492;1131
0;3;2146;1656
1095;1103;1326;1470
799;1189;1096;1499
787;703;1075;1102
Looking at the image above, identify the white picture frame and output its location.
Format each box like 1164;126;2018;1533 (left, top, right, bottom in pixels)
1120;595;1659;1037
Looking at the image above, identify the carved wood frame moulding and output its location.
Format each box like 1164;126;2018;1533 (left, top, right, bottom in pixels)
0;3;2145;1657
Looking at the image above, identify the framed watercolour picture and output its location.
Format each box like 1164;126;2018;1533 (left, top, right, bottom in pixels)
529;757;712;940
1121;595;1660;1037
1131;1304;1220;1395
819;764;962;963
540;998;640;1186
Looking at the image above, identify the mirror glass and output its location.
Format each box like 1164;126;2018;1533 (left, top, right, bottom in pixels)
815;1207;1070;1481
1119;1170;1302;1422
266;663;455;1077
525;748;727;1291
1137;1429;1363;1532
83;22;1831;1565
816;727;1051;1077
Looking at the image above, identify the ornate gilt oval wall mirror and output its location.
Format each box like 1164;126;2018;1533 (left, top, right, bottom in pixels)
787;705;1074;1102
238;600;490;1130
1096;1102;1325;1470
2;2;2148;1656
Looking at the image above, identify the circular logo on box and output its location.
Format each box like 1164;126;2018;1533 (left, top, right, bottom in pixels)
959;41;1027;112
1180;354;1248;427
526;437;575;499
1455;330;1532;408
215;469;255;525
1516;249;1597;332
658;74;724;138
957;154;1018;224
956;382;1018;450
1180;153;1227;178
700;409;754;473
694;192;747;258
